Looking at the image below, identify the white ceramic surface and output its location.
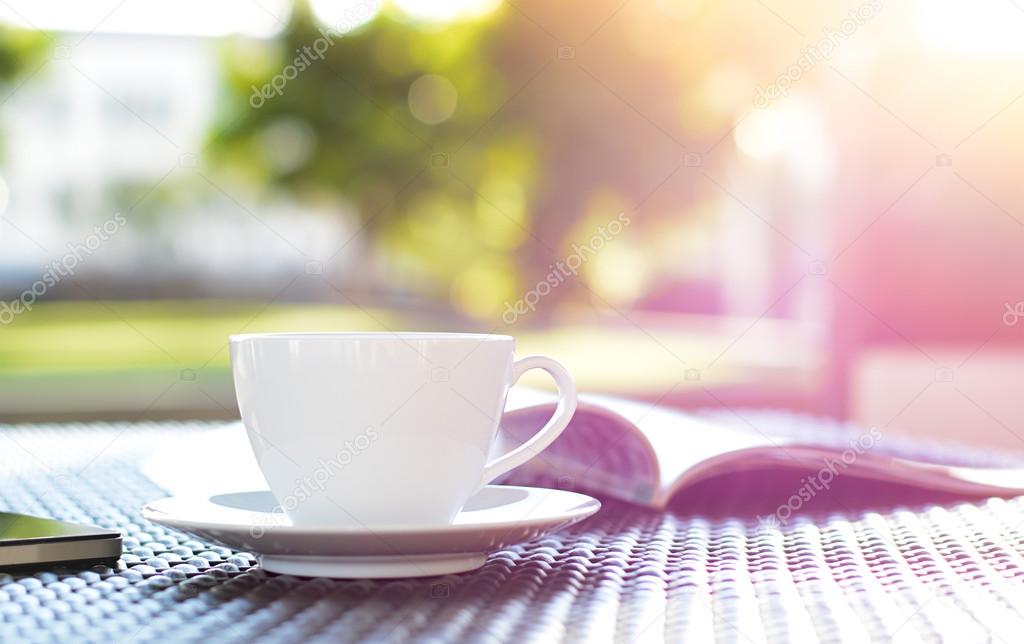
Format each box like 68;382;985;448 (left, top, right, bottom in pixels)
142;485;601;578
229;332;576;527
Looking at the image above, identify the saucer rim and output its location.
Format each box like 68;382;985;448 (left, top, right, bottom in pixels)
141;484;601;536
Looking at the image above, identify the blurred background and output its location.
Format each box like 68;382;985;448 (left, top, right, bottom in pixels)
0;0;1022;448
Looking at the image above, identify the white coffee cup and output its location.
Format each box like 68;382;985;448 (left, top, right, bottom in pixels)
229;332;576;527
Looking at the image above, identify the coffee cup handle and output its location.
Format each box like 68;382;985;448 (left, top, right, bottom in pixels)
480;355;577;487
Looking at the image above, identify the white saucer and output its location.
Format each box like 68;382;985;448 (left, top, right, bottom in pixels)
142;485;600;578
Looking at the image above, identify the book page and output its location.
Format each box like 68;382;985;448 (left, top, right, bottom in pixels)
499;391;660;503
597;396;773;501
501;390;1024;508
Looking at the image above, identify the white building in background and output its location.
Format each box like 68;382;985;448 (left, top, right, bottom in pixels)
0;8;358;292
1;33;215;265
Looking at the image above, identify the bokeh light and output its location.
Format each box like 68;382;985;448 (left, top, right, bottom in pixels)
393;0;501;24
585;243;650;306
916;0;1024;55
408;74;459;124
310;0;381;32
258;118;317;175
451;258;517;318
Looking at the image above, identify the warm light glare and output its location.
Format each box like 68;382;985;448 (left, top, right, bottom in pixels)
393;0;502;23
585;245;649;305
916;0;1024;55
734;97;834;186
734;105;790;160
701;64;755;116
310;0;381;32
653;0;706;22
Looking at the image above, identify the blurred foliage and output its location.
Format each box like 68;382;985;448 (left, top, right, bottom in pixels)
0;25;48;80
0;25;50;154
208;2;538;318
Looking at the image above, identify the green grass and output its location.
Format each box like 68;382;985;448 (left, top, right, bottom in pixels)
0;300;754;417
0;300;415;375
0;300;736;385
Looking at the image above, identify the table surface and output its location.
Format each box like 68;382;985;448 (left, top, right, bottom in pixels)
2;417;1024;643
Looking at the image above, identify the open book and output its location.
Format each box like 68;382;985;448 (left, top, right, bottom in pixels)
497;389;1024;508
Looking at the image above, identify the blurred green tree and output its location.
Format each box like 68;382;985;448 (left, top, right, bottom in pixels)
0;26;50;152
207;2;538;318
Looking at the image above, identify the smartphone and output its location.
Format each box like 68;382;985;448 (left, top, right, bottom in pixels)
0;512;122;569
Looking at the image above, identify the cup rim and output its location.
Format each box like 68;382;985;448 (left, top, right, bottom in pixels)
229;331;514;343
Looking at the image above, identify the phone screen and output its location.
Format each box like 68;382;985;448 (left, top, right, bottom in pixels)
0;512;119;543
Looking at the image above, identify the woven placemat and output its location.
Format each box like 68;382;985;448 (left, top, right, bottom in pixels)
1;419;1023;643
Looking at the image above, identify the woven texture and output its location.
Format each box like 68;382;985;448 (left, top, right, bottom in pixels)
2;419;1024;643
